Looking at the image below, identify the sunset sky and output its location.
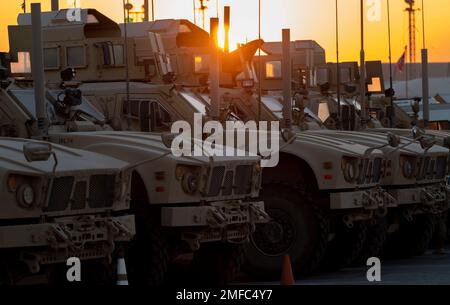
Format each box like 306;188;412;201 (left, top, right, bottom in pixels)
1;0;449;63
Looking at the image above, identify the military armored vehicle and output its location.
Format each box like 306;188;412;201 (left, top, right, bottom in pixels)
0;137;135;285
12;9;404;277
313;130;448;257
4;7;268;285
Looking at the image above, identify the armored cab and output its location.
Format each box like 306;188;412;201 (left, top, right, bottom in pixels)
0;138;134;285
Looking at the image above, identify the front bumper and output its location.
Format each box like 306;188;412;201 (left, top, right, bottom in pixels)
0;214;135;274
388;183;448;208
161;201;267;227
330;187;397;210
161;201;268;250
0;214;135;249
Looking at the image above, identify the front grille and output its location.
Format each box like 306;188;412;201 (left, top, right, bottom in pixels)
372;158;382;183
207;166;225;197
206;165;255;197
45;177;74;212
235;165;253;195
45;175;116;212
436;156;448;179
357;158;382;184
89;175;115;208
72;181;87;210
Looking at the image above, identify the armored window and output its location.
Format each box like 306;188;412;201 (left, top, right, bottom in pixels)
315;67;329;86
265;61;282;79
113;45;125;65
339;67;352;83
44;47;60;70
10;52;31;74
122;100;141;119
98;43;125;67
66;46;86;68
194;55;210;73
150;102;172;132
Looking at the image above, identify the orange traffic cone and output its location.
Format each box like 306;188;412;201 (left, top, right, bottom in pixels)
280;255;295;285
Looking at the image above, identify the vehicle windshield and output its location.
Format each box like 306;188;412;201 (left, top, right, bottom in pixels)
9;89;106;123
261;96;283;120
179;90;209;115
262;94;324;124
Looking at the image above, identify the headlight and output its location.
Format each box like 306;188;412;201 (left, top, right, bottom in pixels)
342;157;359;183
181;172;199;194
400;156;416;179
17;184;35;208
7;174;40;209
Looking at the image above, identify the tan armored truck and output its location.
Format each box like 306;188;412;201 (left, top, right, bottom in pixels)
4;8;268;285
14;11;403;277
0;137;135;285
312;130;448;257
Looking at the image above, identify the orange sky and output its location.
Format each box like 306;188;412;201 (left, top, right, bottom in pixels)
1;0;449;63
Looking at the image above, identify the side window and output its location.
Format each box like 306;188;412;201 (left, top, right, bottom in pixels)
139;101;150;132
122;100;141;119
97;42;125;67
44;47;60;70
10;52;31;74
150;102;172;132
265;61;282;79
66;46;86;68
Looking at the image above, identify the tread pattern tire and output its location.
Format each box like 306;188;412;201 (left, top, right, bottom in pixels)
352;218;388;266
320;220;367;272
384;213;435;258
244;184;330;279
126;225;169;286
192;243;245;286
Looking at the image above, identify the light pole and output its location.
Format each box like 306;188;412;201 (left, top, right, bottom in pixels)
359;0;367;129
421;0;429;127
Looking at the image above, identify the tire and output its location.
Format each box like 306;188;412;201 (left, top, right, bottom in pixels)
192;243;244;286
126;226;169;286
320;220;367;272
384;213;435;258
244;185;329;279
351;218;388;266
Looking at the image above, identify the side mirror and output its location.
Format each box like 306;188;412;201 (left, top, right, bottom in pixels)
443;136;450;149
23;142;53;162
419;135;436;151
387;132;401;148
161;133;179;149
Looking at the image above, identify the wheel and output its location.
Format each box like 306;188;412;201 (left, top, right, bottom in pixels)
351;218;388;266
244;185;329;279
126;226;169;286
384;213;435;258
192;243;244;286
320;219;367;272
